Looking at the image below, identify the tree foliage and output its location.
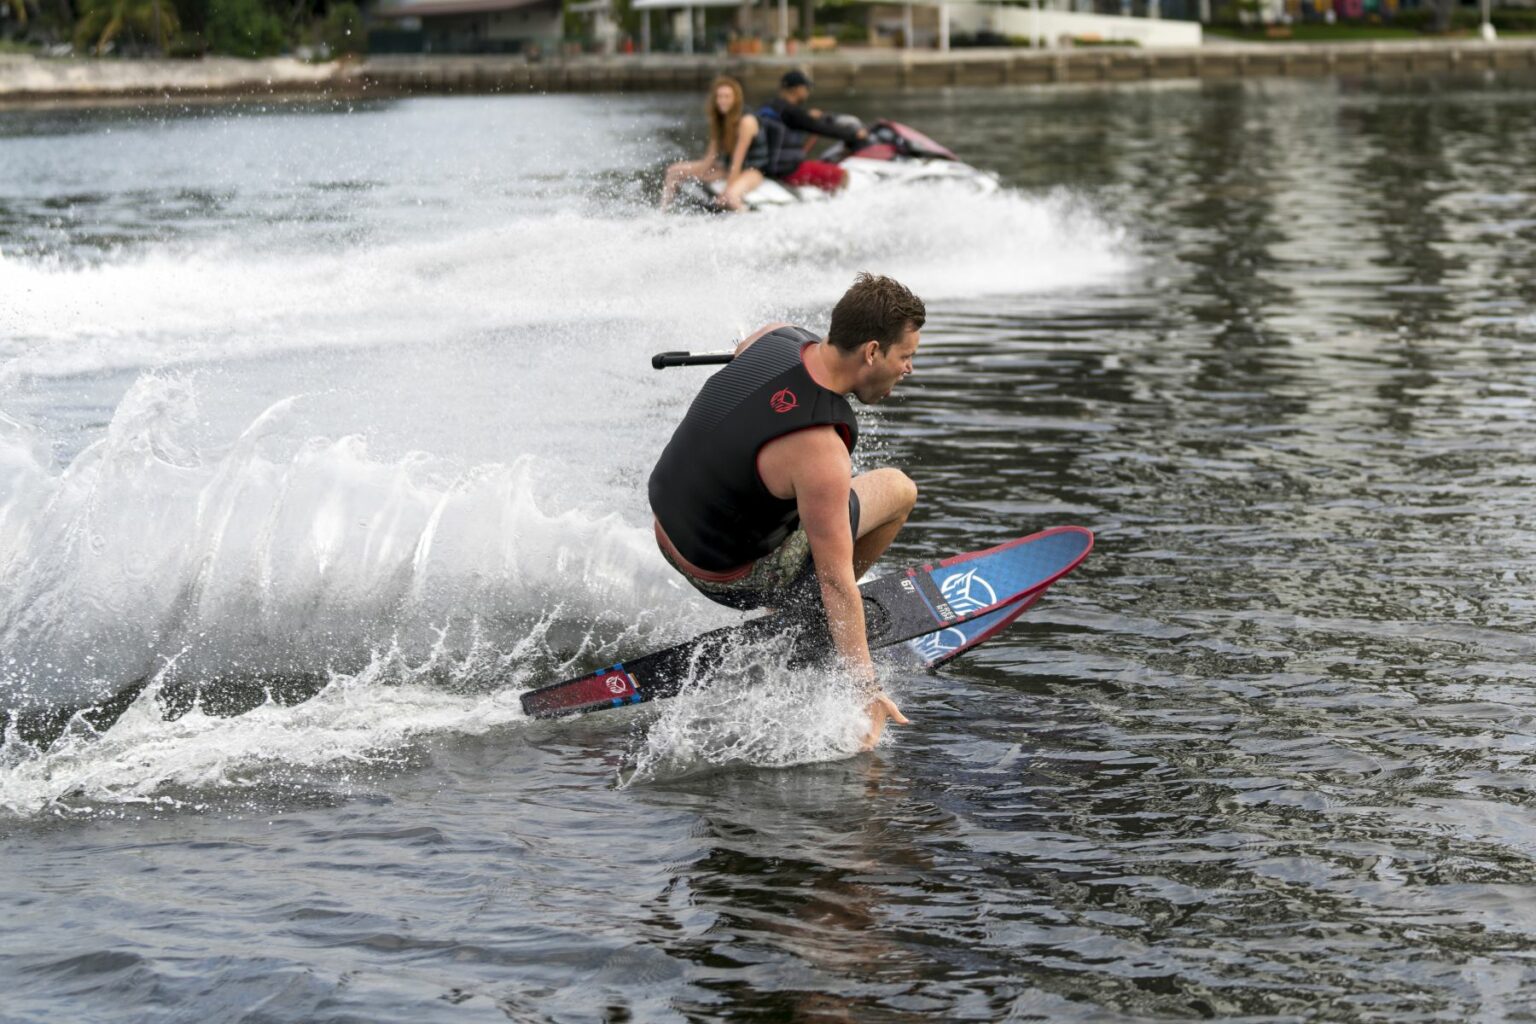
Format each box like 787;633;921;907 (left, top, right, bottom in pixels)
73;0;181;53
321;0;361;54
6;0;371;57
204;0;284;56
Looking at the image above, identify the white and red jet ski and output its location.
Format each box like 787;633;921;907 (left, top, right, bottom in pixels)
687;118;1000;212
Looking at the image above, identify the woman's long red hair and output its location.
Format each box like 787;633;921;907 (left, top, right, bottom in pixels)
707;76;746;157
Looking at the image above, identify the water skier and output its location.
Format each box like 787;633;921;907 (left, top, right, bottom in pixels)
649;274;925;749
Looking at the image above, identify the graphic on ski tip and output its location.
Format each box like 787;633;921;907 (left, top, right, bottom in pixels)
520;525;1093;719
900;588;1045;670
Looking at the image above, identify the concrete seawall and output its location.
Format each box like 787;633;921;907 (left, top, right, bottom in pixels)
360;42;1536;96
3;41;1536;104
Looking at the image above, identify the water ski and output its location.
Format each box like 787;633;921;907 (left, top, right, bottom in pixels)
520;525;1093;719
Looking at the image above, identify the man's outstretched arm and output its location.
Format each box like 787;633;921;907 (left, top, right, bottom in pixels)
792;429;871;682
780;105;865;145
791;433;912;747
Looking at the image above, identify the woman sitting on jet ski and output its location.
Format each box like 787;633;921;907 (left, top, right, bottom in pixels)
660;76;768;213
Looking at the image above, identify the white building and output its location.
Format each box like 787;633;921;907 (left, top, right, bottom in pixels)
626;0;1201;53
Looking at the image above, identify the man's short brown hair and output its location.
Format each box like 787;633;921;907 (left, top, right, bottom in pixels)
827;273;926;353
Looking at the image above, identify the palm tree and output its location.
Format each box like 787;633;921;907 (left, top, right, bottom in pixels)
72;0;179;54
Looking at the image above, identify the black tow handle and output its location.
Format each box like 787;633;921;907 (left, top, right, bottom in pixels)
651;350;736;370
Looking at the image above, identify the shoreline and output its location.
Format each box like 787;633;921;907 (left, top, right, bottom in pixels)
3;40;1536;105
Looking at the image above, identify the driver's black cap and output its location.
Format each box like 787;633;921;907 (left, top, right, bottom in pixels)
780;70;813;89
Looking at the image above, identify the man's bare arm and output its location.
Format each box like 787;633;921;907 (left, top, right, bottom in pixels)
789;430;872;684
764;428;910;747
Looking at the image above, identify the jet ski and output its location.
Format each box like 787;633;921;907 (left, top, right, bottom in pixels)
681;118;1000;212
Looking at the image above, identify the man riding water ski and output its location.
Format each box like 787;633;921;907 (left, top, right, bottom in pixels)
649;274;924;749
758;70;868;193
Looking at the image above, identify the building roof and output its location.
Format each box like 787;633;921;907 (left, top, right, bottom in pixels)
376;0;554;18
630;0;752;9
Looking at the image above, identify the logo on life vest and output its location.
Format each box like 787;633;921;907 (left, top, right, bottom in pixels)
770;389;798;414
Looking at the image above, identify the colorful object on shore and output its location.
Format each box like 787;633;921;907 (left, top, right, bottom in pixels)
520;526;1093;719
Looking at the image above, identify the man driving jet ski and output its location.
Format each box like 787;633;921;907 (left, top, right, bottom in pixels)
757;70;868;193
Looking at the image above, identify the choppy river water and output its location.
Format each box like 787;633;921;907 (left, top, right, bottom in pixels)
2;74;1535;1021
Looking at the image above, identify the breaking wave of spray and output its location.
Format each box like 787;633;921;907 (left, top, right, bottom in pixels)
0;374;722;718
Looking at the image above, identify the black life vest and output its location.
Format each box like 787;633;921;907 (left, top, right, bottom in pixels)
757;98;807;178
649;327;859;573
719;119;771;172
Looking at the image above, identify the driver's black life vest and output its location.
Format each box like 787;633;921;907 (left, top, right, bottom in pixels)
757;98;808;178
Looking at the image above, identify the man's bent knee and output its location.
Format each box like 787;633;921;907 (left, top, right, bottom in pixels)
853;468;918;531
874;467;918;510
895;470;917;512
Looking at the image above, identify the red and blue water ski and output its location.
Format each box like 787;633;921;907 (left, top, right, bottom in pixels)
900;589;1045;670
520;525;1093;719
